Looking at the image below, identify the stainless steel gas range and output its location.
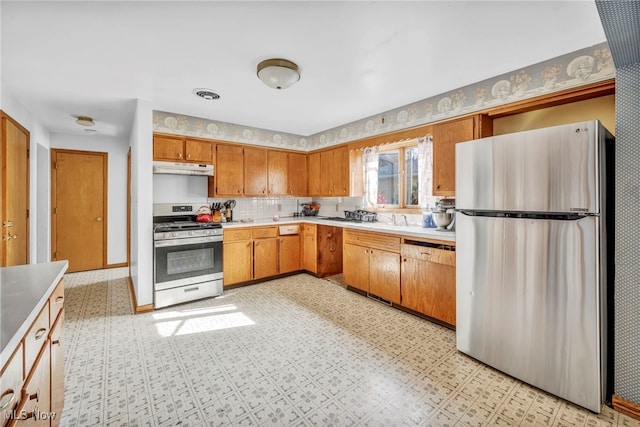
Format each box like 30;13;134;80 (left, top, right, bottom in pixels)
153;204;223;309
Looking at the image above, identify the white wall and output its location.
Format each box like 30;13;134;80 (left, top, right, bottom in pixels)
130;99;153;307
50;133;128;265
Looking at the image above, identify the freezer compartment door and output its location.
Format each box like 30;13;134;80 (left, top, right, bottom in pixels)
456;213;604;412
456;120;604;214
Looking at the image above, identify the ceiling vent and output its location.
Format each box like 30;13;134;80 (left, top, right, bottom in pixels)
193;89;220;100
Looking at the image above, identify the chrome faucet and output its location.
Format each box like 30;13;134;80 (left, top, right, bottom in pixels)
392;214;408;226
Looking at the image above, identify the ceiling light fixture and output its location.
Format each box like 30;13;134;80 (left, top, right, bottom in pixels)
257;58;300;90
75;116;95;126
193;88;220;100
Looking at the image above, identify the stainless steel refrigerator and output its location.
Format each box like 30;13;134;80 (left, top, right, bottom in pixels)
455;120;614;413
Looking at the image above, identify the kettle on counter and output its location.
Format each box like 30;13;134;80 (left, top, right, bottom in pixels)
195;205;213;223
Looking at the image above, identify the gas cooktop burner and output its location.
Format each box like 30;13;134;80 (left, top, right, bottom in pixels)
153;216;222;232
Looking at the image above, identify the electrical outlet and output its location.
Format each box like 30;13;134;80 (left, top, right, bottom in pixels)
277;204;282;212
355;204;362;210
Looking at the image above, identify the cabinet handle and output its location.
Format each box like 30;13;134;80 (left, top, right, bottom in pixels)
55;296;64;304
0;389;16;410
35;328;47;340
28;388;40;402
187;154;191;159
184;287;199;293
52;338;61;346
233;233;240;237
178;153;182;159
420;251;431;256
246;242;251;247
403;257;407;262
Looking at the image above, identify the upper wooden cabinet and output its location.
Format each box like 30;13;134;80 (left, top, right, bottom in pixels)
244;147;268;196
212;144;244;196
310;146;350;197
153;134;213;163
432;114;492;196
307;152;321;197
288;152;307;196
267;150;288;196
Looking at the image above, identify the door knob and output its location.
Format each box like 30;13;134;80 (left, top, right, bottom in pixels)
96;217;103;221
11;234;17;239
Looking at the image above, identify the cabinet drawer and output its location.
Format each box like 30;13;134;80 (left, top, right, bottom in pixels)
252;227;277;239
49;279;65;326
402;244;456;266
344;229;400;253
0;343;23;420
303;224;316;236
224;228;252;241
278;225;300;236
23;303;50;377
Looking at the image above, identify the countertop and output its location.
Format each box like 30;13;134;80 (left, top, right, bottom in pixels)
0;260;68;365
222;217;456;243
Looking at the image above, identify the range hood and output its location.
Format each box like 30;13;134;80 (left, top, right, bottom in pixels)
153;161;214;176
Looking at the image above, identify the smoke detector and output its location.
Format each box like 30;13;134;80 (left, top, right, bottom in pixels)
193;89;220;100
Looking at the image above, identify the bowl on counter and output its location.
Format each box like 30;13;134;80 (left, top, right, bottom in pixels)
433;212;454;231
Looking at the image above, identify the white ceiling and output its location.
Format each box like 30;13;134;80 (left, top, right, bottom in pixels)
2;1;607;140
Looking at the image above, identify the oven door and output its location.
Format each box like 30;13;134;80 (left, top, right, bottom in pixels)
154;236;223;291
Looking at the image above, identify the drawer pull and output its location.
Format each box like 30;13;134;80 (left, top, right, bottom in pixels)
420;251;431;256
234;233;240;237
52;338;61;346
184;287;199;293
28;388;40;402
35;328;47;340
55;296;64;303
0;389;16;410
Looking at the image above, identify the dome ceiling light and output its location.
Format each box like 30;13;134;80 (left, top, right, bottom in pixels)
75;116;95;126
257;58;300;90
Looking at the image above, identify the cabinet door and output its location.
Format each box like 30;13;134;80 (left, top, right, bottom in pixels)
279;235;301;274
307;152;321;197
267;150;288;196
316;225;343;277
343;243;369;292
50;311;64;427
319;150;334;196
244;147;268;196
288;152;307;196
153;135;184;161
432;117;475;196
223;241;252;285
215;145;244;196
400;256;429;313
369;249;401;304
185;139;213;163
21;346;51;426
302;226;317;273
423;261;456;325
254;239;278;279
332;146;349;196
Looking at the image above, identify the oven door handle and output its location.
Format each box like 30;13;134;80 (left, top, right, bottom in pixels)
154;236;222;247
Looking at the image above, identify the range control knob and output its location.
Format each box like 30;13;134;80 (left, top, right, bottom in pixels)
172;232;179;238
203;230;210;235
189;231;195;236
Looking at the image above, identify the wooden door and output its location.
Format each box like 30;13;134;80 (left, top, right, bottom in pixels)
267;150;288;196
223;241;252;285
50;311;64;427
343;243;369;292
1;116;29;266
288;152;307;196
244;147;267;196
332;146;349;196
400;256;428;313
307;152;321;196
369;249;401;304
185;139;213;163
214;144;243;196
52;150;107;272
319;150;334;196
433;117;475;196
279;235;300;274
254;238;278;279
153;135;184;161
302;226;317;273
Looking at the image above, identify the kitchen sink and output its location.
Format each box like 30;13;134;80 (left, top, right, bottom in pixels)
318;217;361;222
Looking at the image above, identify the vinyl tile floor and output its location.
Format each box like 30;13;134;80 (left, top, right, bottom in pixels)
60;268;640;427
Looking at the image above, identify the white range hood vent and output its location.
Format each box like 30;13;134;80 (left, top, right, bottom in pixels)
153;161;214;176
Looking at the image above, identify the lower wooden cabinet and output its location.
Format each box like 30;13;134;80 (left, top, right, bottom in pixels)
401;242;456;325
49;312;64;427
254;238;278;279
17;346;51;426
223;240;253;286
303;225;343;277
302;224;318;273
279;235;301;274
343;230;401;303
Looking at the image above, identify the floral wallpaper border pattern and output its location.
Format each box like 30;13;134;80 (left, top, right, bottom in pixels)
153;41;614;152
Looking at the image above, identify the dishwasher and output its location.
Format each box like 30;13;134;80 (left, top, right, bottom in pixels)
401;240;456;326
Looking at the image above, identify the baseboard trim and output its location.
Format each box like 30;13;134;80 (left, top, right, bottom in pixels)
613;395;640;421
106;262;128;269
127;275;154;314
